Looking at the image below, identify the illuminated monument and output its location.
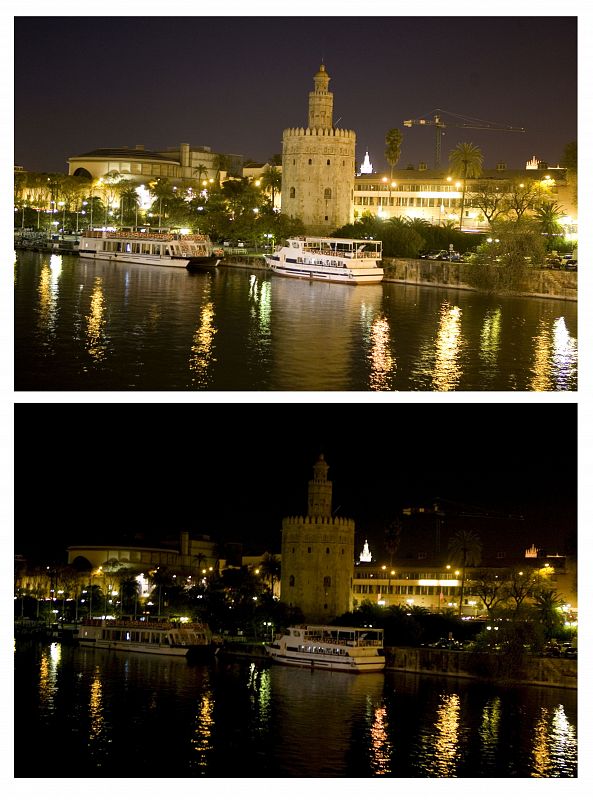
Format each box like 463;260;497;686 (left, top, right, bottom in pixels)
280;455;354;621
281;65;356;234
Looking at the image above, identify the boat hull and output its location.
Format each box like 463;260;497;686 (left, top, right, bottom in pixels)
267;651;385;672
78;639;190;656
79;251;189;269
268;263;383;285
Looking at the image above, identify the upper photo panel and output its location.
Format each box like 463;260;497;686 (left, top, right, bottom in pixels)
14;16;577;391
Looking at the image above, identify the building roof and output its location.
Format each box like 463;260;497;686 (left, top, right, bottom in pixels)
69;148;179;163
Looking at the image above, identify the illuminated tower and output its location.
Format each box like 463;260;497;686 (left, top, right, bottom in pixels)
360;150;373;174
281;455;355;622
281;64;356;234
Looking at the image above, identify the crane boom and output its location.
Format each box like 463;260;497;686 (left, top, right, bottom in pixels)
403;109;525;168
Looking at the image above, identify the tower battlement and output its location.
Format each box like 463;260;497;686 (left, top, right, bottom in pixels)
283;126;356;140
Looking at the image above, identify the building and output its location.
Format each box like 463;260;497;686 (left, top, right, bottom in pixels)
353;166;577;233
280;65;356;234
280;455;354;621
67;143;243;186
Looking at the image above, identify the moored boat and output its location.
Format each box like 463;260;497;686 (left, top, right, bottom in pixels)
77;618;213;658
265;625;385;672
264;236;383;285
78;229;220;270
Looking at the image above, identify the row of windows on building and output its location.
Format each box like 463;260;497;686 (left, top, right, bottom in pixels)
356;584;459;596
290;546;347;555
289;187;335;199
357;184;462;193
356;196;460;207
291;159;350;166
86;162;179;177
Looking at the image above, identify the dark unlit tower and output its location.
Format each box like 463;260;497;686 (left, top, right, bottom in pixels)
281;455;354;622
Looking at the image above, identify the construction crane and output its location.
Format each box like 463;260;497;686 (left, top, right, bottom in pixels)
403;109;526;169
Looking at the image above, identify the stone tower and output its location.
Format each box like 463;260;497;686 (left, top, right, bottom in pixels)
281;65;356;235
281;455;355;622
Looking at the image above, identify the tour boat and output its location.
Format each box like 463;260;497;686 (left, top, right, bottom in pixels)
264;237;383;285
77;618;213;658
78;229;220;270
265;625;385;672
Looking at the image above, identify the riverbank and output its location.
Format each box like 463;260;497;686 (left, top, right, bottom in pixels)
382;257;577;301
385;646;577;689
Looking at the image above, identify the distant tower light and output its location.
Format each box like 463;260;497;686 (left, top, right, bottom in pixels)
360;150;373;174
359;539;372;562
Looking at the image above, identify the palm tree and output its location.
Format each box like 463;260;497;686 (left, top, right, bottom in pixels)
193;163;209;185
447;529;482;613
385;128;403;181
534;201;564;237
259;553;281;597
448;142;483;229
260;166;282;208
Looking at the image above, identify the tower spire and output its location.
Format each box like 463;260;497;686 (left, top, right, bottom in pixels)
308;64;333;129
308;454;333;517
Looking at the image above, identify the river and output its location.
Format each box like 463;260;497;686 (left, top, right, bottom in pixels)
14;252;577;391
13;641;577;778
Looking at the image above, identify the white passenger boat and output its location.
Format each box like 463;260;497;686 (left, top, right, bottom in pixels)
77;618;213;657
265;625;385;672
78;230;220;270
264;237;383;284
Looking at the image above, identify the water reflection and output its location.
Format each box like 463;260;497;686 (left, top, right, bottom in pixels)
480;307;502;373
86;276;107;362
479;696;501;770
368;316;395;390
189;281;217;387
191;683;215;774
38;642;60;710
531;704;577;777
368;704;392;775
433;303;464;391
530;316;578;391
37;254;62;336
417;692;462;776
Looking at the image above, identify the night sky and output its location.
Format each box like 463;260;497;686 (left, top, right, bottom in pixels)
14;14;577;174
15;403;576;563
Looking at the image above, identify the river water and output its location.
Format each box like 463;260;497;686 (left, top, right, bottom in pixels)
14;251;577;391
14;641;577;778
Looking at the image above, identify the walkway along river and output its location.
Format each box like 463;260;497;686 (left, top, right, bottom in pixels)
14;251;577;391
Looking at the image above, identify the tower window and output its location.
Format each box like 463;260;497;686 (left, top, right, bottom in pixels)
292;547;295;553
289;187;295;198
324;188;332;199
326;547;330;554
308;159;313;165
293;159;295;165
289;575;295;587
323;576;331;587
327;159;331;165
307;547;312;553
325;216;328;221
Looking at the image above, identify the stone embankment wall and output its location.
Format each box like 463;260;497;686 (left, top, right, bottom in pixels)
385;647;577;689
220;255;267;270
382;258;577;301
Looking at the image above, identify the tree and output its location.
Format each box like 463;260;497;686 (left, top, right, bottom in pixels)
504;179;541;220
260;166;282;208
259;553;281;596
469;180;510;226
447;529;482;613
532;587;564;639
448;142;483;229
470;570;506;616
534;201;565;239
504;568;536;616
385;128;403;181
562;140;577;207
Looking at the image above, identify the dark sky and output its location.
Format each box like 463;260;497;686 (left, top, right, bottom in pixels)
14;15;577;174
15;403;576;562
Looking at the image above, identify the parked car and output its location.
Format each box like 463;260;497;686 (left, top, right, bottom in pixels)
565;259;578;271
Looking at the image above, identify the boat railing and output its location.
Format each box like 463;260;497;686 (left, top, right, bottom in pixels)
81;230;210;242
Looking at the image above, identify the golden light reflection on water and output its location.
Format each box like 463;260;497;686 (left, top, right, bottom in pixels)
368;316;395;391
530;317;577;391
189;287;217;386
432;303;464;391
86;276;107;362
37;255;62;334
192;690;215;774
480;307;502;369
479;696;501;763
369;705;392;775
531;704;577;777
419;692;461;776
89;666;104;742
38;643;61;709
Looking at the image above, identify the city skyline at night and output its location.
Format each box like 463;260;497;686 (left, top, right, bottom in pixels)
14;13;578;175
15;404;576;563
